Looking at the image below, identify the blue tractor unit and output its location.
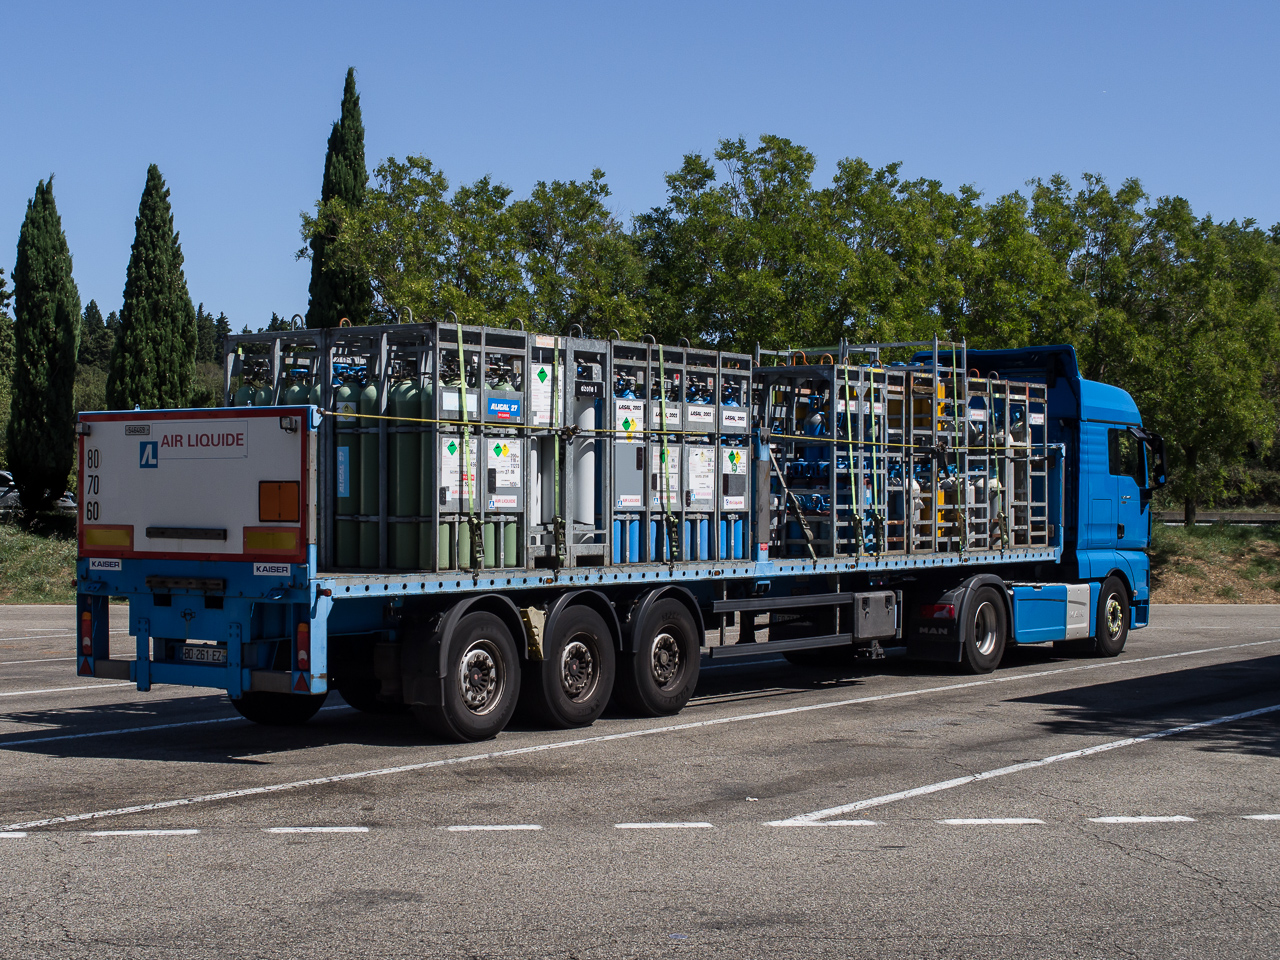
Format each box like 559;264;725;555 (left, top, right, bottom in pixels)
74;324;1165;742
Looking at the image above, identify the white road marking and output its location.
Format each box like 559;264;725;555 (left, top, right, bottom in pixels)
88;829;200;836
1242;814;1280;820
0;682;132;699
615;822;713;829
773;819;880;827
1089;816;1196;824
768;701;1280;826
0;704;354;749
444;824;542;832
938;818;1045;825
0;630;131;644
0;831;28;838
265;826;369;834
0;657;77;665
4;639;1277;833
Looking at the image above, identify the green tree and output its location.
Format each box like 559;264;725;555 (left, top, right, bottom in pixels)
304;68;372;328
0;267;14;377
1120;200;1280;524
8;178;80;511
637;136;841;350
106;165;197;409
78;299;116;368
511;169;647;337
195;303;217;363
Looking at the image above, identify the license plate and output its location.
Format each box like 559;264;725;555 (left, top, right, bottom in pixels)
180;644;227;664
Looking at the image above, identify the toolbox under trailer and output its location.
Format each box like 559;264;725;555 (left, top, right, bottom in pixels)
75;326;1165;741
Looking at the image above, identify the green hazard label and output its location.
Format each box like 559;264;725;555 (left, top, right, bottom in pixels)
537;368;548;383
447;440;458;455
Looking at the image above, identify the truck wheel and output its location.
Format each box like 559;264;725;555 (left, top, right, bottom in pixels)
960;586;1007;674
229;690;328;726
614;599;700;717
337;677;409;715
521;605;616;728
1094;576;1130;657
413;612;520;742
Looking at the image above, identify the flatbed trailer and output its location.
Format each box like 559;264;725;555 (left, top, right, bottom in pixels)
74;326;1165;741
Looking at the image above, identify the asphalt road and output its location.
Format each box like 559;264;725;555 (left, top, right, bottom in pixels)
1;604;1279;959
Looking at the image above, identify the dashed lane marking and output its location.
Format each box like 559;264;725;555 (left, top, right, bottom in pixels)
1242;814;1280;820
1090;816;1197;824
768;819;880;827
444;824;542;832
938;818;1045;825
767;701;1280;826
88;829;200;836
0;831;28;838
265;826;369;834
615;822;713;829
0;657;77;666
4;639;1278;833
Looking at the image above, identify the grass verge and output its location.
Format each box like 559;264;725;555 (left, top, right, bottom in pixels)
1150;523;1280;602
0;517;77;604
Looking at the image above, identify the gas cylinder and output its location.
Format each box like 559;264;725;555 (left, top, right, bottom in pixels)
388;380;421;570
358;381;380;568
232;384;254;407
334;380;361;567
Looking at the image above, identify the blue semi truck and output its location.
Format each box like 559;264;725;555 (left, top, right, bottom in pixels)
74;325;1165;741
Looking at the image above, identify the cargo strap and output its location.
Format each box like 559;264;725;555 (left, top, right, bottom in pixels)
456;324;481;571
551;345;564;570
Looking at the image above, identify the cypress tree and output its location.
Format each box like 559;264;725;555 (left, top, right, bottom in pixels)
305;67;372;328
107;165;196;409
8;178;81;511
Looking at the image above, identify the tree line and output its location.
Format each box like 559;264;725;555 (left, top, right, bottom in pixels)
2;68;1276;522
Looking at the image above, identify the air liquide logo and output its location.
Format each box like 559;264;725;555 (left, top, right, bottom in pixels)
139;441;159;468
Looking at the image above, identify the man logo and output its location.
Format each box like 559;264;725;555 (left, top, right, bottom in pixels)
139;441;159;468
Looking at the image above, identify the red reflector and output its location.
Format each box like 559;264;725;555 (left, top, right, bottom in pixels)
920;603;955;619
78;658;92;676
295;623;311;670
80;611;93;654
293;673;310;692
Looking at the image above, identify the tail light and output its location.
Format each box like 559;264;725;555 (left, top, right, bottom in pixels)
80;611;93;655
920;603;955;620
295;622;311;671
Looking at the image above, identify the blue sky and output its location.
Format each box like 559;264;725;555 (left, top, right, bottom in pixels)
3;1;1277;329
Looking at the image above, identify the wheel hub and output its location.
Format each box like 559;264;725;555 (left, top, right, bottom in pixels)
458;641;502;714
972;602;998;657
1105;597;1123;639
560;639;596;699
651;632;680;686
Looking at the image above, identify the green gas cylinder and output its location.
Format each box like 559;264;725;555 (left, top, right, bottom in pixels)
388;380;421;570
253;385;273;407
334;380;361;567
503;519;519;568
308;382;322;407
420;382;437;569
232;384;254;407
283;382;308;405
359;382;380;568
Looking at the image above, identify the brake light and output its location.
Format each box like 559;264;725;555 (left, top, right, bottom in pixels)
295;622;310;670
920;603;955;619
80;611;92;655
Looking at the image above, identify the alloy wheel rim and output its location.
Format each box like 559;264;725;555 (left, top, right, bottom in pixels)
458;639;504;714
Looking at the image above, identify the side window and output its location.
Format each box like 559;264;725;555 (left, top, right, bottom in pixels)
1108;428;1144;485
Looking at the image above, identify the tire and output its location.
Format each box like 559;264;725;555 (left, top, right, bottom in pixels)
413;612;520;742
614;598;700;717
1094;576;1130;657
521;605;616;728
337;677;410;715
960;586;1007;674
229;690;328;726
